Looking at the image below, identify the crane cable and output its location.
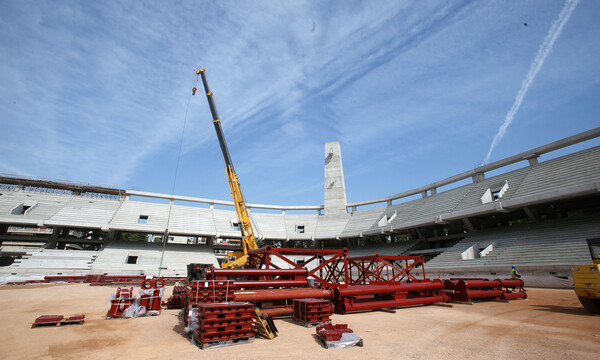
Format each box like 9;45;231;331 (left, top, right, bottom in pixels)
158;72;197;277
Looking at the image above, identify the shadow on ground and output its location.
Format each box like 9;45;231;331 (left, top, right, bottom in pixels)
532;304;593;316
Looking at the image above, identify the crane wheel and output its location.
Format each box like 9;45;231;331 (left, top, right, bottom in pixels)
578;296;600;314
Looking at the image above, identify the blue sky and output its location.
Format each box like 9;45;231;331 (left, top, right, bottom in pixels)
1;0;599;209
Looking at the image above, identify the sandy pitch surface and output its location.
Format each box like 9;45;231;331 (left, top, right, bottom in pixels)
0;284;598;360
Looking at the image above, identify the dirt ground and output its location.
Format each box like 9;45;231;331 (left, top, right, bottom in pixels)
0;284;598;360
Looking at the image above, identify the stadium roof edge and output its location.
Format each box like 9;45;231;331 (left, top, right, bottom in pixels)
347;127;600;209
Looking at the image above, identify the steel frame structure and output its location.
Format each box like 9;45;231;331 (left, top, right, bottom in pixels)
247;246;348;286
344;254;426;285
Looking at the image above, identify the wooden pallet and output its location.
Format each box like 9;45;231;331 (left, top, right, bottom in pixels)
253;308;277;339
195;336;255;349
294;319;332;328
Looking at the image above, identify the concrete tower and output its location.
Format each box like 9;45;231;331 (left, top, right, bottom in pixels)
324;141;348;214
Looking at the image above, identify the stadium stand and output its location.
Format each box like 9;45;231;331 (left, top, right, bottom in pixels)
90;242;218;276
3;249;98;280
0;128;599;286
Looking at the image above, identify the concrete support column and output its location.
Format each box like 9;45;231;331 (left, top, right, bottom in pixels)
472;172;485;183
324;141;348;215
524;206;538;222
43;227;61;249
462;218;475;232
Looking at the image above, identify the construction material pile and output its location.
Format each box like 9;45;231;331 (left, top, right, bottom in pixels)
164;285;188;309
293;298;333;326
444;278;527;302
106;287;136;318
316;324;362;349
31;314;85;328
167;246;527;350
106;278;166;318
185;302;255;349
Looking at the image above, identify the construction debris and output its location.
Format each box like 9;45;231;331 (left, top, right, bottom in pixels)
106;278;166;318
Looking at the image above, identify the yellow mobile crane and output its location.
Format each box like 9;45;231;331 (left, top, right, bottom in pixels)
193;68;257;268
571;238;600;314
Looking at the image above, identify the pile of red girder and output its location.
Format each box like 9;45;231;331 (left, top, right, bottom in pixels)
205;267;316;316
5;274;187;286
206;268;310;288
444;278;527;302
164;285;189;309
192;302;255;346
88;275;152;286
293;298;333;325
316;323;353;341
333;280;450;314
244;249;452;314
106;287;135;318
189;280;235;305
32;314;85;328
5;274;148;285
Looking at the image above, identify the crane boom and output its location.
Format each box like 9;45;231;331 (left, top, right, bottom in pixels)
194;68;257;268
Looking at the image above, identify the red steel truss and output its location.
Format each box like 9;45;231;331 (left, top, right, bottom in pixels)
345;254;426;285
247;246;348;286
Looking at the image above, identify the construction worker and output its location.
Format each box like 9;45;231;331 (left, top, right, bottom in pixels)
511;265;521;279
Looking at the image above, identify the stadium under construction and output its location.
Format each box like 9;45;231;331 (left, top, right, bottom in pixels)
1;127;599;288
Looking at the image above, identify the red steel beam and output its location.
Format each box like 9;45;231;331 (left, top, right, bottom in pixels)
465;289;504;299
497;279;524;287
462;279;501;288
340;294;449;314
260;307;293;318
233;280;308;288
206;268;308;278
335;281;444;298
233;287;333;302
248;245;348;256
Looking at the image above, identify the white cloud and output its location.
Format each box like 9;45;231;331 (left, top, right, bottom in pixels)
1;0;598;205
485;0;581;163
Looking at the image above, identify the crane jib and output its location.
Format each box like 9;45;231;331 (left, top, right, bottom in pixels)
195;68;258;267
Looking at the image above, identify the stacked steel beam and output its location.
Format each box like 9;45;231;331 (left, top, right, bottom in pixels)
333;280;449;314
189;280;235;305
205;267;317;315
498;279;527;300
206;268;310;288
165;285;189;309
316;323;353;341
444;279;527;302
293;298;333;325
192;302;255;347
177;248;527;320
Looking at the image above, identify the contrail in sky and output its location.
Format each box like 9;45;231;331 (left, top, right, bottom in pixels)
484;0;580;164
